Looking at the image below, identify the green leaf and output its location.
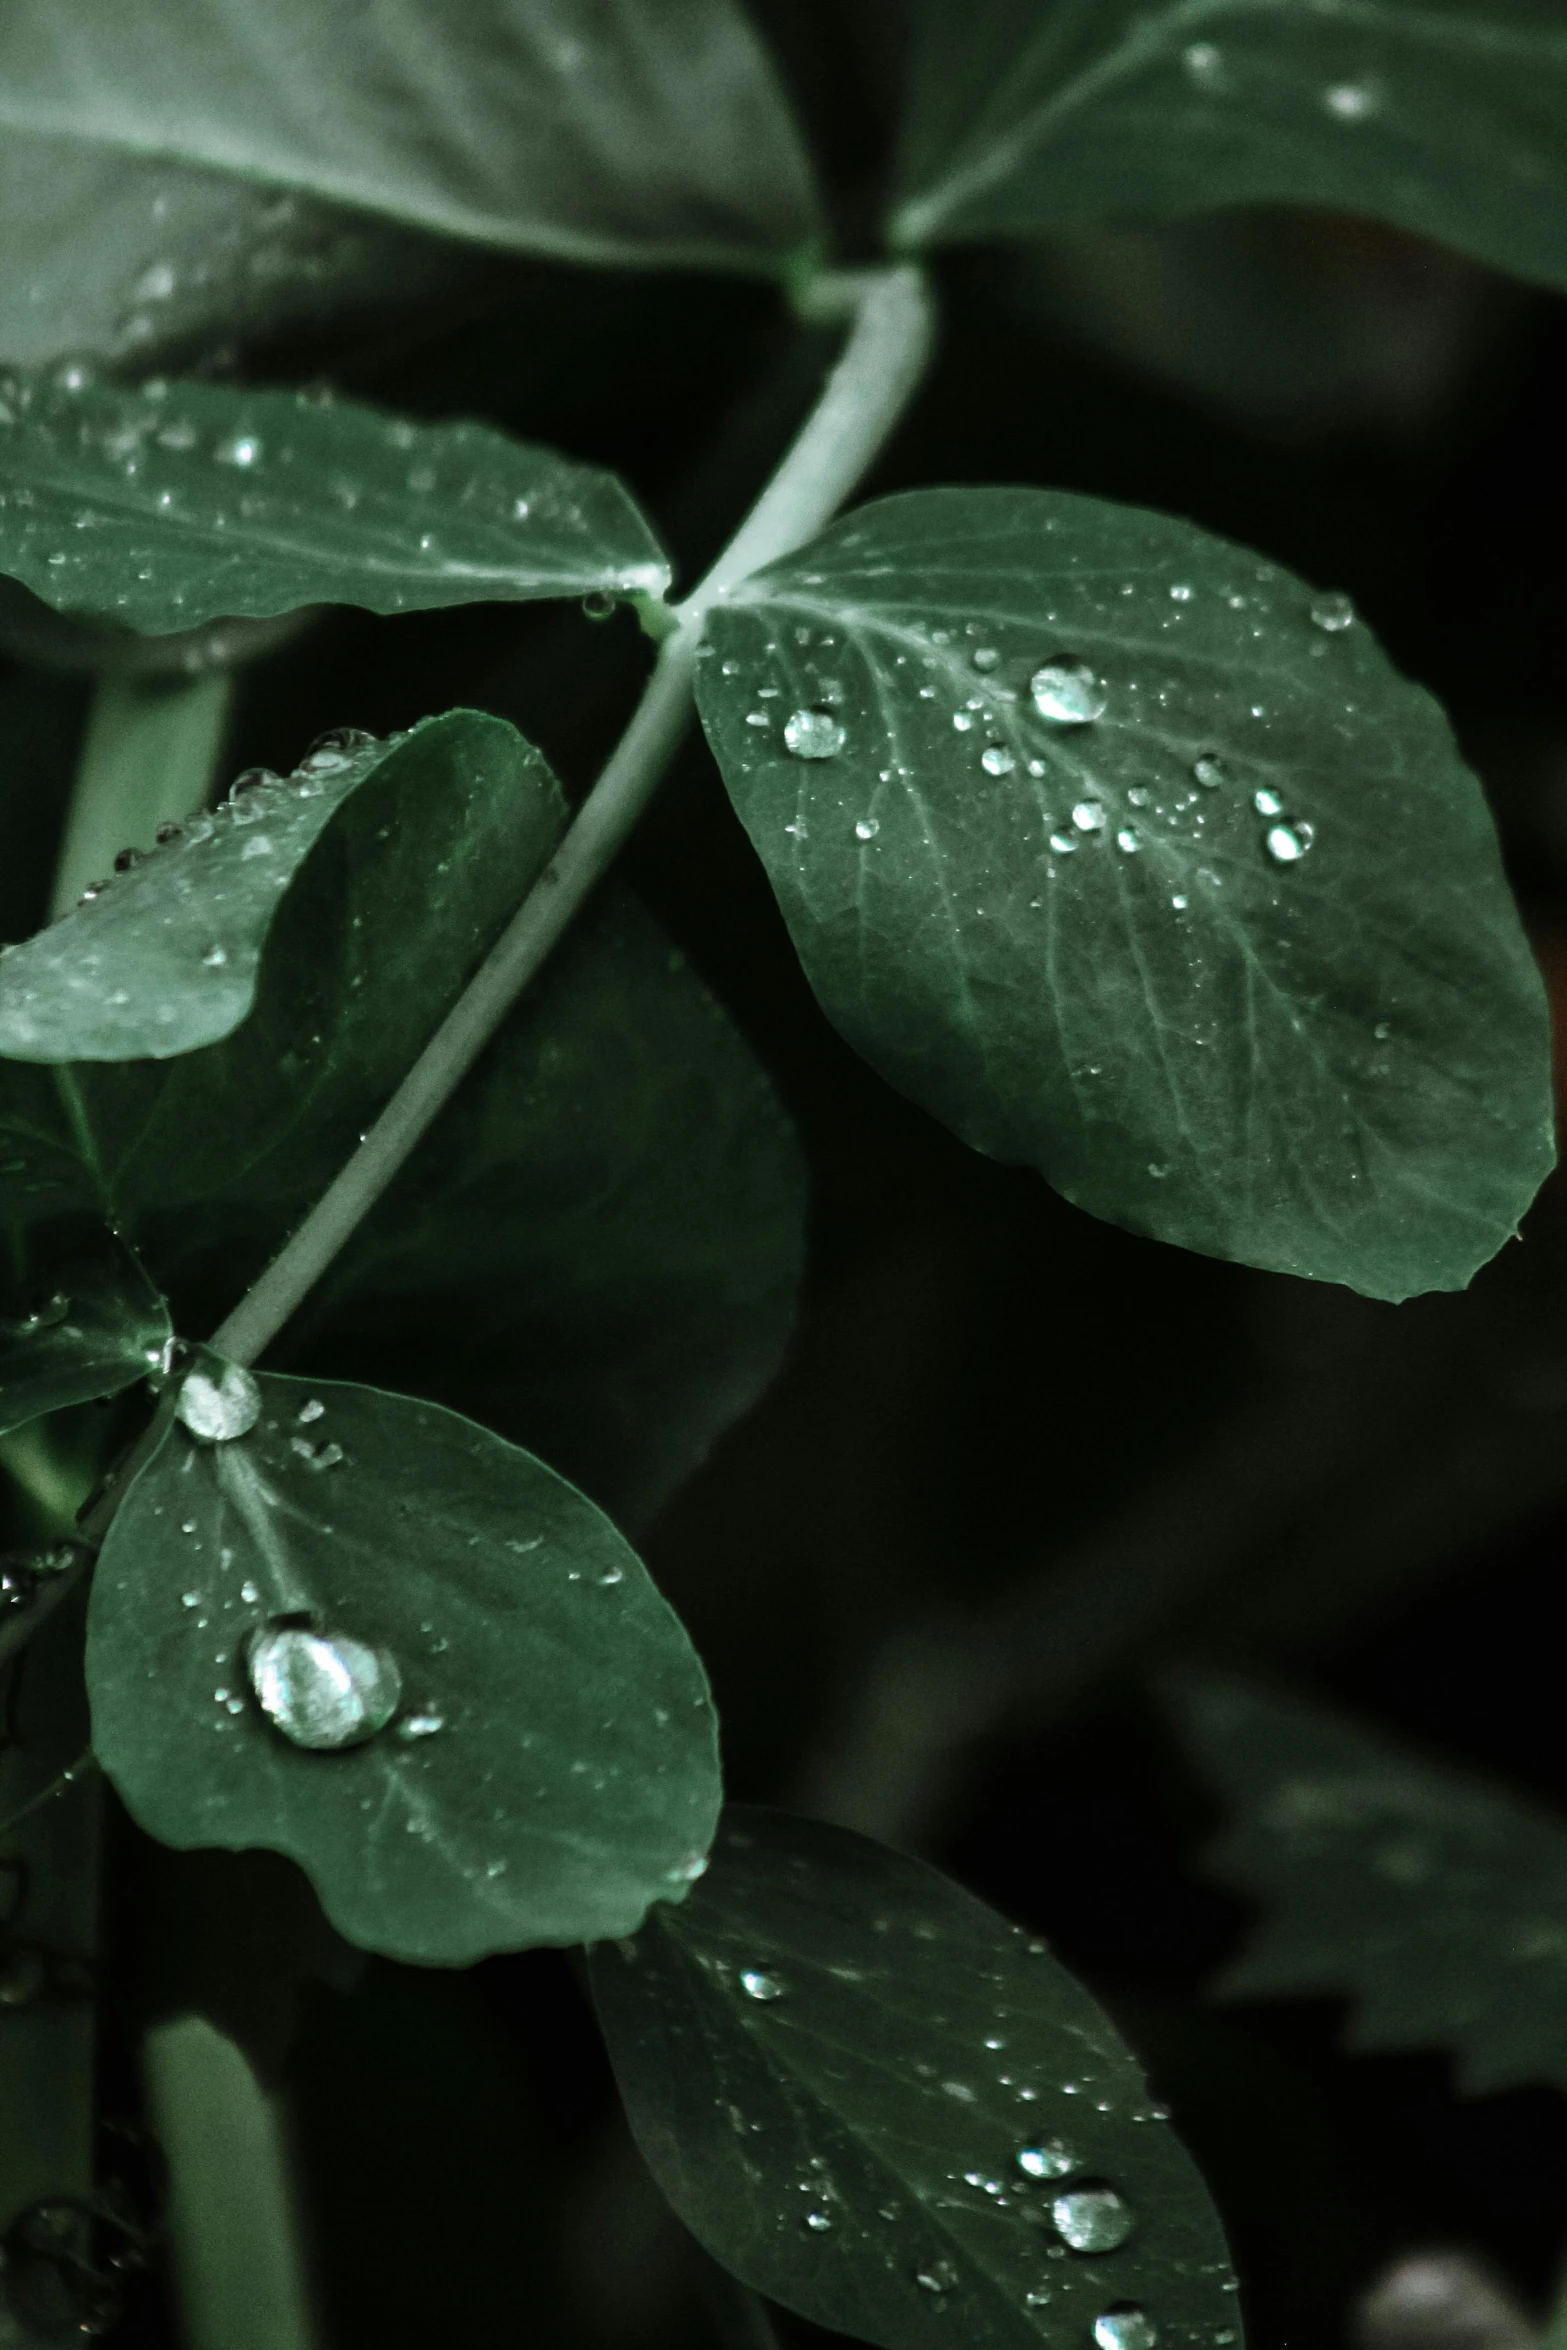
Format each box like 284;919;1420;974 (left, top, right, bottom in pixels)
0;709;564;1237
88;1371;721;1963
592;1809;1239;2350
889;0;1567;295
312;886;808;1529
0;1240;169;1436
0;0;822;278
0;133;469;371
696;487;1553;1301
1171;1674;1567;2096
0;374;670;640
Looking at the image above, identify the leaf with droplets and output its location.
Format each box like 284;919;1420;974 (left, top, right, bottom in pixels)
308;885;808;1531
0;374;670;640
890;0;1567;296
0;708;564;1231
1171;1673;1567;2097
696;486;1553;1301
88;1372;721;1963
0;0;822;279
0;1238;169;1436
591;1809;1238;2350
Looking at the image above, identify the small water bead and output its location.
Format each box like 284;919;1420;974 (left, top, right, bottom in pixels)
981;744;1016;777
248;1626;402;1751
739;1968;784;2002
215;434;262;468
855;817;880;841
1052;2187;1137;2254
952;709;975;732
971;647;1000;671
1094;2304;1158;2350
1183;40;1225;89
1116;829;1140;853
1031;659;1106;726
1049;833;1077;854
783;709;845;761
914;2260;960;2296
804;2212;833;2233
1265;823;1314;863
1253;788;1284;817
176;1360;262;1443
1193;753;1226;789
1323;81;1378;120
1072;801;1106;833
1309;589;1356;631
398;1712;445;1741
296;1398;326;1424
1017;2142;1078;2181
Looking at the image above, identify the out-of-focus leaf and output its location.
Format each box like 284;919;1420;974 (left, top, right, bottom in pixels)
1173;1673;1567;2095
89;1373;721;1963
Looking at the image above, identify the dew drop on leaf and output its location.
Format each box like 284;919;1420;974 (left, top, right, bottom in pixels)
1253;788;1284;816
1193;753;1226;788
176;1361;262;1444
1051;2185;1137;2253
1095;2303;1158;2350
248;1626;402;1751
739;1967;784;2001
1017;2141;1078;2181
1030;659;1106;725
1309;589;1356;631
855;817;880;841
914;2259;960;2296
981;744;1016;776
1183;41;1224;89
1265;823;1314;864
783;709;846;761
215;434;262;469
1072;801;1107;833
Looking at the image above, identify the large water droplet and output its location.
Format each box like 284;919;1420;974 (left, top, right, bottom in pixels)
981;744;1016;776
248;1627;402;1751
1094;2304;1157;2350
783;709;846;761
176;1360;262;1444
1017;2142;1078;2181
1265;823;1314;863
1051;2186;1136;2253
1309;589;1356;631
1031;660;1106;726
739;1968;784;2002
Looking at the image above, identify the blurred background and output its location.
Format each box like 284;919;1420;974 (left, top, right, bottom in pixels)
4;6;1567;2346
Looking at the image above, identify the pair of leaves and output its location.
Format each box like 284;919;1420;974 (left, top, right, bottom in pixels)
0;0;820;286
594;1808;1240;2350
696;488;1552;1302
1174;1675;1567;2097
89;1370;720;1962
0;373;669;641
892;0;1567;297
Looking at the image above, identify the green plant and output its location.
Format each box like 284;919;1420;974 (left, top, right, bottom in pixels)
0;6;1564;2347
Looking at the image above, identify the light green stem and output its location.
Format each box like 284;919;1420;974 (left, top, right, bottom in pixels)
50;672;232;917
211;263;934;1369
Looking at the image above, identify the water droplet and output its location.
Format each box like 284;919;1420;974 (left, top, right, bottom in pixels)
1253;788;1284;816
581;589;615;622
1072;801;1106;833
804;2212;833;2232
1265;823;1313;863
1031;660;1106;725
181;1591;201;1609
1017;2142;1078;2181
1183;40;1225;89
1115;828;1140;853
1309;589;1356;631
248;1626;402;1751
296;1398;326;1424
856;817;880;841
1323;81;1378;120
952;709;975;732
1193;753;1226;788
1095;2304;1157;2350
201;943;228;970
176;1361;262;1443
596;1562;625;1587
739;1968;784;2002
971;646;1000;670
300;727;377;777
1049;833;1077;854
240;1580;260;1606
914;2259;960;2296
981;744;1016;776
398;1712;444;1741
1052;2186;1136;2253
215;434;262;468
783;709;846;761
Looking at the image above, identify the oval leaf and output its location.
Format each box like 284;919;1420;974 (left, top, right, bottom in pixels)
0;0;822;278
890;0;1567;295
1172;1673;1567;2097
0;374;669;639
696;487;1553;1300
0;708;565;1232
592;1808;1239;2350
0;1240;169;1436
88;1372;721;1962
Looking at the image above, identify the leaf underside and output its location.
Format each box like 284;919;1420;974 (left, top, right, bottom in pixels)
0;373;670;639
89;1374;722;1963
1171;1673;1567;2097
0;0;823;277
592;1808;1240;2350
892;0;1567;296
697;486;1553;1301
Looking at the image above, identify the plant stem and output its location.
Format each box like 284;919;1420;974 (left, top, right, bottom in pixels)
211;263;934;1369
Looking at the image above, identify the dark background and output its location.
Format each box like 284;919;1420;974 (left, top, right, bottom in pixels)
5;8;1567;2346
